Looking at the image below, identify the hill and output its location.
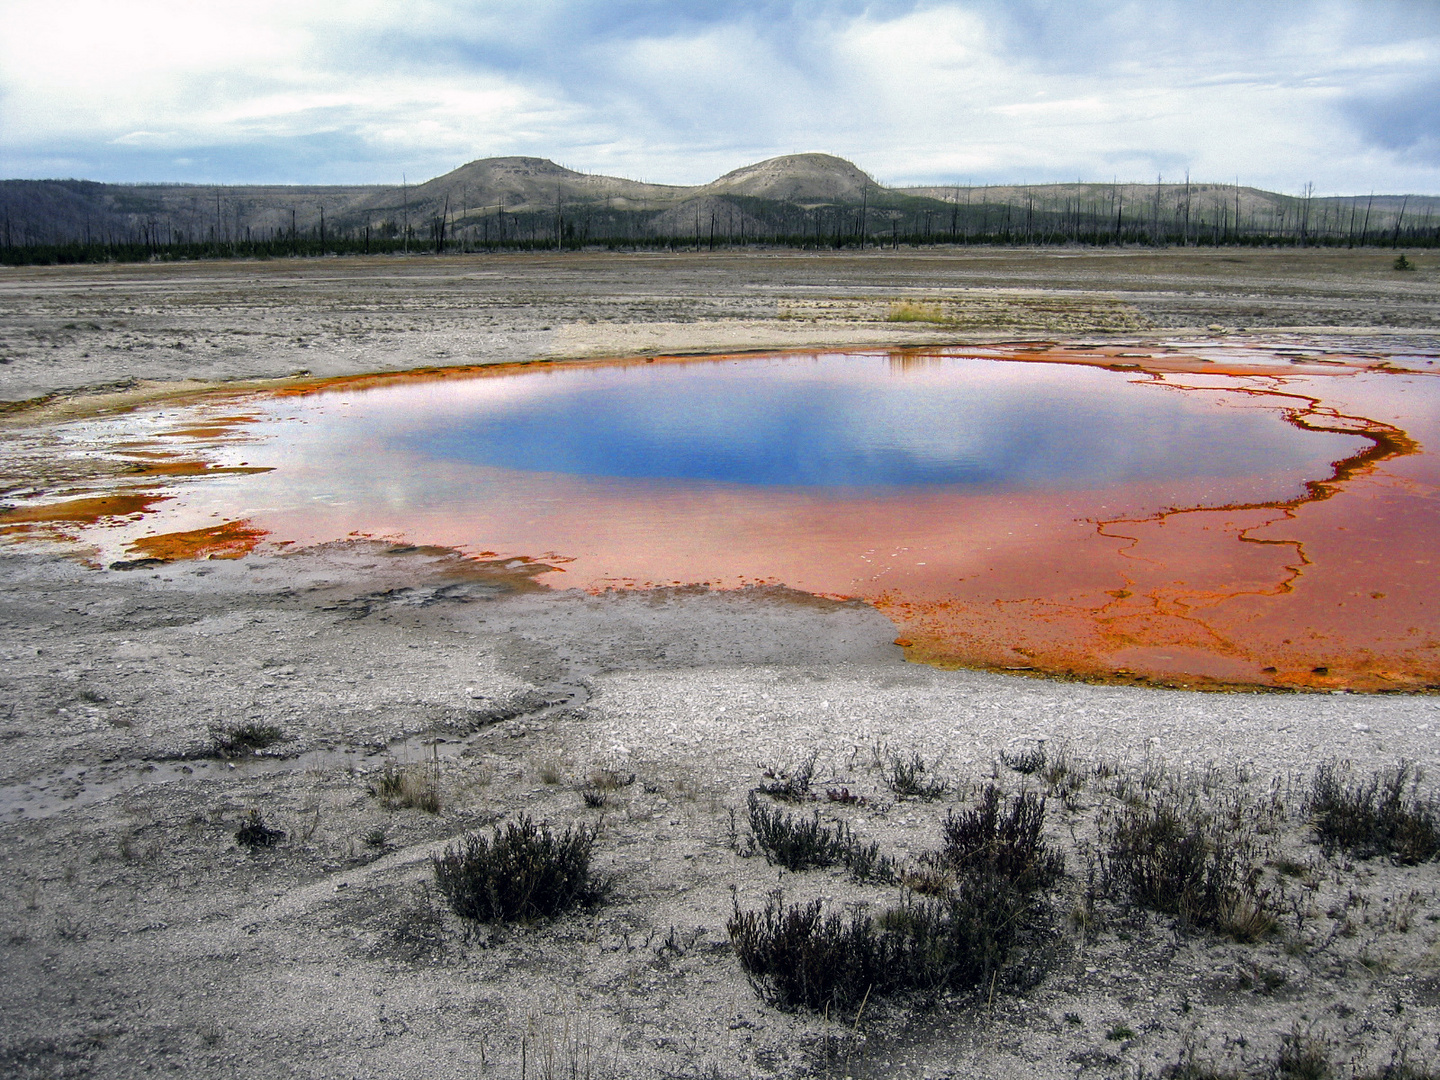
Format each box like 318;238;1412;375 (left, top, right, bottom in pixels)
3;154;1438;253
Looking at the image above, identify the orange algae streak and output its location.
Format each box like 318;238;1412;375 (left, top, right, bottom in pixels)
869;365;1439;690
126;520;266;561
0;493;168;529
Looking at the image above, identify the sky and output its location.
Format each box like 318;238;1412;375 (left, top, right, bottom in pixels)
2;0;1438;194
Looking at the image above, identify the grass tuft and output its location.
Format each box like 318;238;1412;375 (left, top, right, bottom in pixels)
1275;1027;1333;1080
886;301;948;324
884;751;950;800
580;768;634;809
1307;762;1440;864
370;763;441;814
432;815;604;923
212;722;284;758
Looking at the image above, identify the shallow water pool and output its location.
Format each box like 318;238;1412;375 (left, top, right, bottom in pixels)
5;343;1437;690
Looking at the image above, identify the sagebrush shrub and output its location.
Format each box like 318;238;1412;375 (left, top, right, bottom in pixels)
432;815;603;922
1307;761;1440;865
938;786;1063;893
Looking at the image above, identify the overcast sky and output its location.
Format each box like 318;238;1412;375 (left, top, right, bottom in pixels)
2;0;1437;194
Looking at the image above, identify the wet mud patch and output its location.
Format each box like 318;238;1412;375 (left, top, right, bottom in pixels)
1;341;1436;690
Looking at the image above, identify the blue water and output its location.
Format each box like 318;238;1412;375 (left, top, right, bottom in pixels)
349;354;1362;491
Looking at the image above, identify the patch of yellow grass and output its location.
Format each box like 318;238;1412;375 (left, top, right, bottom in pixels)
886;301;949;324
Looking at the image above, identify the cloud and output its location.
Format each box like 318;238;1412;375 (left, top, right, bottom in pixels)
1;0;1439;192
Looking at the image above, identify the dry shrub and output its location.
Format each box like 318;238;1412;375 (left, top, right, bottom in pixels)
729;873;1036;1011
211;722;284;758
1307;762;1440;865
1002;746;1047;775
884;751;950;800
432;815;604;923
937;786;1063;894
746;792;896;883
757;751;818;803
1102;788;1274;941
234;809;284;849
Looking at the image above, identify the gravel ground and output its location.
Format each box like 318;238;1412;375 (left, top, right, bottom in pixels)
2;249;1440;1079
3;247;1438;406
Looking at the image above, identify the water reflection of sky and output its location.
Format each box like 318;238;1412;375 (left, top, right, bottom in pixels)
27;346;1430;690
293;354;1362;492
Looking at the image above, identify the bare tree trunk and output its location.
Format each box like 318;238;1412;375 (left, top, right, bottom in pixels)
1183;171;1191;246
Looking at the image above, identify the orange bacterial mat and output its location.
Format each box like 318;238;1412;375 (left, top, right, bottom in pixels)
4;343;1436;691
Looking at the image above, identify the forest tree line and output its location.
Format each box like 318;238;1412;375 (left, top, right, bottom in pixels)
2;178;1436;266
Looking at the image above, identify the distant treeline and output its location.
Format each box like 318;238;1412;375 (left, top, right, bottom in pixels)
4;186;1437;266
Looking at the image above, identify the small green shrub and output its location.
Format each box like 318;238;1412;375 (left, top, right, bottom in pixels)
937;786;1064;894
884;751;950;800
432;815;603;923
212;722;284;758
1307;762;1440;864
1394;254;1415;271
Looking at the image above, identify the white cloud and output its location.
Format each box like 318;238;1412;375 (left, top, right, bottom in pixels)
0;0;1438;192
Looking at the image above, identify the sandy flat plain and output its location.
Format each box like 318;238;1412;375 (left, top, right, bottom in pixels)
2;247;1440;1079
